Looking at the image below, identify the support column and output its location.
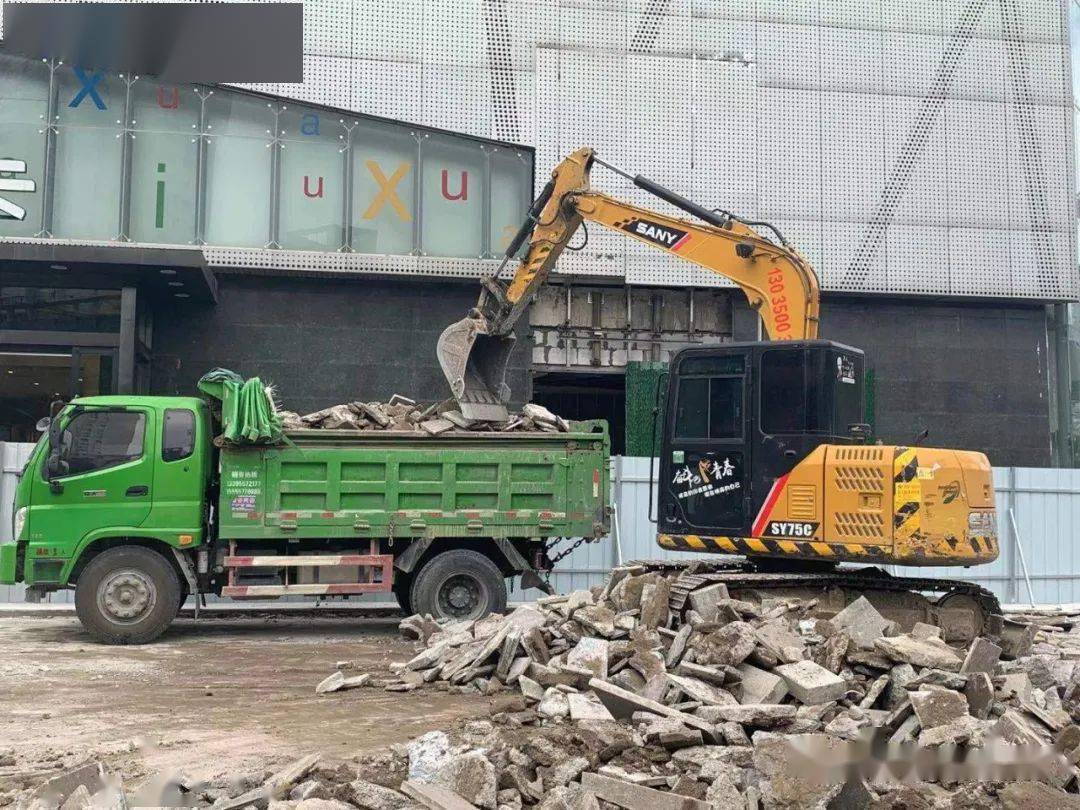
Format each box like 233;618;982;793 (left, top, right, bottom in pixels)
118;287;137;394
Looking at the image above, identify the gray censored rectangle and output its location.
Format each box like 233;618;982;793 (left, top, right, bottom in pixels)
1;2;302;83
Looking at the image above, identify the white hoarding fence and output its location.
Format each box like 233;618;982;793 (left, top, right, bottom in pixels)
4;444;1080;607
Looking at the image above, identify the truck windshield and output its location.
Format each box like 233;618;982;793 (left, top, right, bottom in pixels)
45;409;146;477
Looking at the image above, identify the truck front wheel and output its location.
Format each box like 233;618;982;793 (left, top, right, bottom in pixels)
410;549;507;621
74;546;182;644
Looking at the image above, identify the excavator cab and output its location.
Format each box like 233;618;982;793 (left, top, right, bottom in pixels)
658;340;865;541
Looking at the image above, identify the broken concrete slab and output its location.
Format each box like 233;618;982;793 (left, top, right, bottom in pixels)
579;771;709;810
909;689;968;730
774;659;848;704
402;780;481;810
589;679;717;739
831;596;894;650
959;636;1002;676
694;703;797;729
567;637;609;679
567;693;615;722
736;663;789;705
433;752;497;810
873;634;962;671
687;583;729;621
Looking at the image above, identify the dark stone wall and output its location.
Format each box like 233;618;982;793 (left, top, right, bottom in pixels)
150;274;532;416
818;297;1052;468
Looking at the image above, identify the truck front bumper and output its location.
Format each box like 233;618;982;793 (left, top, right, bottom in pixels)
0;543;20;585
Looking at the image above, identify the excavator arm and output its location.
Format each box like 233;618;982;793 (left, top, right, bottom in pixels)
437;147;821;421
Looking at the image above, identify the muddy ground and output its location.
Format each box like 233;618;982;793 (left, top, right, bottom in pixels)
0;614;492;796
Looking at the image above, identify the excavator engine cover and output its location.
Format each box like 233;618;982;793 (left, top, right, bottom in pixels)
436;313;516;422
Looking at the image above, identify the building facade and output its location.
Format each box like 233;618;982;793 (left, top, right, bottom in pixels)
2;0;1077;465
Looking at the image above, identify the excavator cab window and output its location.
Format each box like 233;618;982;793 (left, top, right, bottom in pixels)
659;340;864;539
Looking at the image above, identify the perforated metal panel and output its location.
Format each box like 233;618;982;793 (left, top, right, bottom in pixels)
8;0;1071;299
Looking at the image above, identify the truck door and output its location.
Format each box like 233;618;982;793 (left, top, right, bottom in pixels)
30;407;155;555
660;352;751;535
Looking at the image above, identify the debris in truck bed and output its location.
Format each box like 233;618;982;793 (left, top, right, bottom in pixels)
277;398;571;434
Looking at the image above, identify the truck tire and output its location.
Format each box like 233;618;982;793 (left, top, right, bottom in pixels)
410;549;507;621
74;546;182;644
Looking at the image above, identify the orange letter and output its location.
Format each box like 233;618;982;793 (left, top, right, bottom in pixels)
363;161;412;221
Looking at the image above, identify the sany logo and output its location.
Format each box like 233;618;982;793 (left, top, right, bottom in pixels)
621;218;690;251
0;159;36;221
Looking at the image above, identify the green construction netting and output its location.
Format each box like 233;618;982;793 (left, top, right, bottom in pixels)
197;368;284;445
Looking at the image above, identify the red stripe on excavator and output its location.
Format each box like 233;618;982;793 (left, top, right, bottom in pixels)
671;233;691;251
752;474;789;537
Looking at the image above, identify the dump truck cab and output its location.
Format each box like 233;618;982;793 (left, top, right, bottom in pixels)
5;396;213;594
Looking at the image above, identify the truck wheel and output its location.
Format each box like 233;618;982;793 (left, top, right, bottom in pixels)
74;546;181;644
393;571;414;615
410;550;507;621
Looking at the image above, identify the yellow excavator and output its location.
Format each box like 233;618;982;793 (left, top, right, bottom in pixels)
439;147;1004;643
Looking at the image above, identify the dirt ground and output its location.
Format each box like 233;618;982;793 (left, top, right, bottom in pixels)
0;614;492;795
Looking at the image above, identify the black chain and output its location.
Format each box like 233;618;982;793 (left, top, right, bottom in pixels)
549;536;589;566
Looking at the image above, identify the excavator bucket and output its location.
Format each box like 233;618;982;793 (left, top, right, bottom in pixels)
436;313;516;423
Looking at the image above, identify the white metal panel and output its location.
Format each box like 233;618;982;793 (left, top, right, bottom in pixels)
756;23;820;90
352;0;424;63
822;221;886;291
756;0;816;26
950;32;1006;103
1008;229;1073;300
948;226;1011;295
821;93;885;223
421;64;492;138
882;32;945;99
1005;102;1073;232
945;98;1008;230
690;0;754;21
883;94;949;229
691;59;758;221
304;0;353;58
819;0;881;32
559;5;627;52
820;27;883;94
885;224;951;294
880;0;943;36
283;55;355;111
757;88;821;221
690;17;756;62
505;1;559;71
354;59;423;123
423;0;487;68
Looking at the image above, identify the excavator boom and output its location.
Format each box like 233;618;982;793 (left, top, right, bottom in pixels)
437;147;819;419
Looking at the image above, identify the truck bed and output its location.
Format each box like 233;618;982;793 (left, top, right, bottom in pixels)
217;421;610;542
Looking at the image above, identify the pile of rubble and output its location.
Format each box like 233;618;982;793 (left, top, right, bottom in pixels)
278;397;571;435
351;564;1080;808
21;568;1080;809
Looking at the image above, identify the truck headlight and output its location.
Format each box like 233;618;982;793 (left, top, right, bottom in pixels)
967;510;996;536
12;507;26;541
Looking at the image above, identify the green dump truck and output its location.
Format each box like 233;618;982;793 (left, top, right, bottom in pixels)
2;382;610;644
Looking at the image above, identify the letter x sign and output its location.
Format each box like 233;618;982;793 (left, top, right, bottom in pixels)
0;159;37;221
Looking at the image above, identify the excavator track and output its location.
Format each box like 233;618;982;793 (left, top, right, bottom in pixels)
628;559;1002;645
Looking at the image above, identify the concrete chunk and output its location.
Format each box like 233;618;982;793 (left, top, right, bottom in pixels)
736;663;789;705
567;693;615;722
687;583;729;621
774;659;848;704
402;780;480;810
567;637;609;679
580;771;708;810
666;673;737;706
959;636;1001;676
909;689;968;730
831;596;893;650
873;634;962;671
589;678;717;739
694;703;797;729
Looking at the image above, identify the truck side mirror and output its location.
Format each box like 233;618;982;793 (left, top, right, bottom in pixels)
46;416;68;493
